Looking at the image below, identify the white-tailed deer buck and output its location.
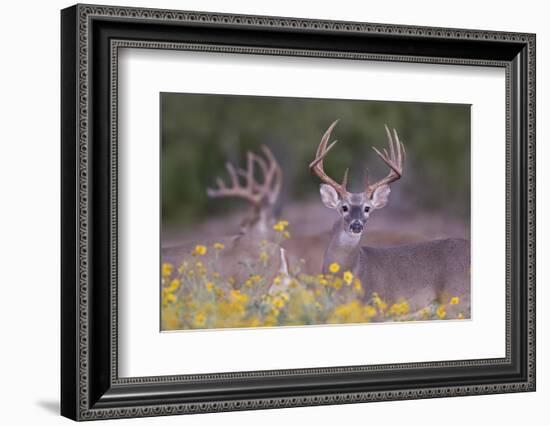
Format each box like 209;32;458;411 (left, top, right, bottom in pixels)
310;120;470;317
162;145;285;288
207;145;283;241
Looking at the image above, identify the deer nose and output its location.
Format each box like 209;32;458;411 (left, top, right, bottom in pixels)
350;221;363;234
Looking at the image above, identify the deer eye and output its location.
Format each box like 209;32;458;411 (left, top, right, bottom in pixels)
341;205;349;212
364;206;370;213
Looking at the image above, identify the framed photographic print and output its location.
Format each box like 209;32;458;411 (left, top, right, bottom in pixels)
61;3;536;421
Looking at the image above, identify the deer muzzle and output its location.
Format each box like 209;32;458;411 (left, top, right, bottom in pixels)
349;220;364;234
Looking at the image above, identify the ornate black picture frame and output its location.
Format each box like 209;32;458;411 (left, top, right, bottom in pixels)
61;4;535;421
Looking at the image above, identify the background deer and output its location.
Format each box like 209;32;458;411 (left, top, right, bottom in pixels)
310;120;470;318
162;145;286;288
206;145;283;241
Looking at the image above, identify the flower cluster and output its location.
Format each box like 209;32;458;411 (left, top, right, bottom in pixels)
273;220;290;239
192;244;207;256
161;223;466;330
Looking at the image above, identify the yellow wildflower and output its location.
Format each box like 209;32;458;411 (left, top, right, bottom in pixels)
273;223;284;232
205;282;214;292
332;278;343;290
162;263;173;278
193;245;207;256
283;231;291;239
436;304;447;319
372;293;388;313
168;279;180;292
162;310;181;330
246;316;261;327
450;296;460;305
259;251;269;262
364;305;377;318
329;262;340;274
389;300;410;317
273;297;285;309
263;315;278;326
273;220;289;232
194;312;206;327
343;271;353;285
163;292;176;305
273;275;281;285
354;278;363;293
213;242;225;250
330;301;363;323
230;290;249;304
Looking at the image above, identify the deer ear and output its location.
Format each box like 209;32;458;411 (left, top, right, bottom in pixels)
320;184;340;209
371;185;391;209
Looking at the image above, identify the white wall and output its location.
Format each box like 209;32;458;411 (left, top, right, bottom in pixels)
0;0;546;424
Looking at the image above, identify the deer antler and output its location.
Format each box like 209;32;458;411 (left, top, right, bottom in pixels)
309;120;350;198
207;145;283;207
365;125;405;198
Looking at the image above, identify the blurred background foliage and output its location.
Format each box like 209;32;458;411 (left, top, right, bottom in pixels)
161;93;470;231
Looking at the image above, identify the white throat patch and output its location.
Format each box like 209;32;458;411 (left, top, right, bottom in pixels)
338;229;362;246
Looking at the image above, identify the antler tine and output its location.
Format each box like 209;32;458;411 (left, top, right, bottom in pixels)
226;162;240;187
207;154;263;205
311;119;339;166
260;145;283;205
309;120;349;198
247;145;280;205
393;128;405;168
252;151;269;176
246;152;254;191
317;120;336;157
365;125;405;198
208;145;284;207
387;125;396;162
309;139;339;170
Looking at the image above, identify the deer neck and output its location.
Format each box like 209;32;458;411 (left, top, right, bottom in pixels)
238;205;274;238
323;219;362;274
